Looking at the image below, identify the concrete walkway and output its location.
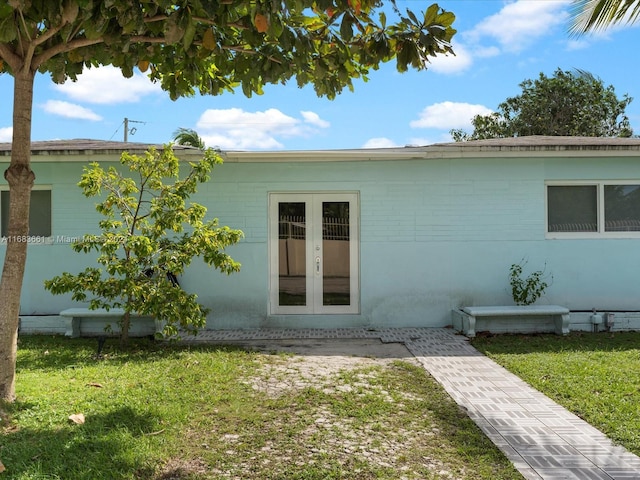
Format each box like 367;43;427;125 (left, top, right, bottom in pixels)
185;327;640;479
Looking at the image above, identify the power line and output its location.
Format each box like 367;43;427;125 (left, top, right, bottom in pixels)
123;117;146;142
109;117;147;142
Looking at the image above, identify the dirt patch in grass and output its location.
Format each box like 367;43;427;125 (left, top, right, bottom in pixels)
6;337;521;480
166;338;519;479
155;457;210;479
239;338;417;396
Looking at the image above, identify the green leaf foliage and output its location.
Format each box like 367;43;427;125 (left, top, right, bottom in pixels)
508;260;551;306
44;146;243;342
451;68;633;141
0;0;455;100
570;0;640;34
173;127;206;149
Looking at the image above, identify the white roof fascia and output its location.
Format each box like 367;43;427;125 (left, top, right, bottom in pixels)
3;137;640;163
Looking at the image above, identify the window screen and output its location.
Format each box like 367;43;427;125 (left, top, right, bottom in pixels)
1;189;52;237
604;185;640;232
547;185;597;232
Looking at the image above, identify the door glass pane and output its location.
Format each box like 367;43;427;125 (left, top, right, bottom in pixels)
604;185;640;231
278;202;306;306
322;201;350;305
547;185;597;232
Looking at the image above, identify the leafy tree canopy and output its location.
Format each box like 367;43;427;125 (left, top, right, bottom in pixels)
451;68;633;141
0;0;456;100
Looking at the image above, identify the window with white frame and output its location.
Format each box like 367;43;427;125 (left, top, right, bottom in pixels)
546;182;640;236
604;184;640;231
1;188;52;238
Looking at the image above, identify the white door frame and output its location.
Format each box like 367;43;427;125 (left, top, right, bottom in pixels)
268;192;359;315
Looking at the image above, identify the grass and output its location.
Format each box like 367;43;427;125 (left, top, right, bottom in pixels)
0;336;521;480
471;331;640;456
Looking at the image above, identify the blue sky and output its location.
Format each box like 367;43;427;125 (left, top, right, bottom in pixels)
0;0;638;151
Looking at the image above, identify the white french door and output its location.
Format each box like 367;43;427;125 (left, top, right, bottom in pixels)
269;193;359;314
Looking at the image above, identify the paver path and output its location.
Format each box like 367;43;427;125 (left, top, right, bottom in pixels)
186;327;640;479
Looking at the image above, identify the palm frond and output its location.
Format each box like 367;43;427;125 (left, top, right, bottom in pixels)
172;128;205;149
570;0;640;34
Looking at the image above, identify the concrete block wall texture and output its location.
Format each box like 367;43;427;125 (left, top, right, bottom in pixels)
3;138;640;330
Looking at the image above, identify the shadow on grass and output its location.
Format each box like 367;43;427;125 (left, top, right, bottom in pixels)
398;363;521;477
471;330;640;355
0;403;162;479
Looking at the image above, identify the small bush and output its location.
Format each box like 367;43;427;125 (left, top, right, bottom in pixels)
509;261;551;305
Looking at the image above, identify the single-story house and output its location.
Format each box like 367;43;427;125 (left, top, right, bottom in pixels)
2;136;640;335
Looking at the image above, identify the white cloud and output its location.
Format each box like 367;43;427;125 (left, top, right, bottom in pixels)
427;2;570;77
428;42;474;74
407;133;456;146
565;22;632;50
410;101;493;130
566;38;592;50
0;127;12;142
301;111;330;128
204;132;284;150
362;137;399;149
196;108;330;150
473;45;501;59
42;100;103;121
465;0;570;53
53;66;161;104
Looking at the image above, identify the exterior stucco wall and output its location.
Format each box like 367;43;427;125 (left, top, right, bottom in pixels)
3;151;640;330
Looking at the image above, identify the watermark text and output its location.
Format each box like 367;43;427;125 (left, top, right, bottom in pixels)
0;235;86;245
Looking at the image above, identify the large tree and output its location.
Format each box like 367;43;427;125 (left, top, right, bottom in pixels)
570;0;640;33
0;1;456;401
451;68;633;141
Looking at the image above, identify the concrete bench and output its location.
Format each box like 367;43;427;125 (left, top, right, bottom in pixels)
453;305;570;338
60;308;148;338
60;308;157;354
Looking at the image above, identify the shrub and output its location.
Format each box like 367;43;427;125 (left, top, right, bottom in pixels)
509;261;551;305
45;145;243;344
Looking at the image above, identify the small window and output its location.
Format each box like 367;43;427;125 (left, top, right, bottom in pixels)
547;185;597;233
604;184;640;232
1;189;52;237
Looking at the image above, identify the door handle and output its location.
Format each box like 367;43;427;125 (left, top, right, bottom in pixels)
315;256;320;274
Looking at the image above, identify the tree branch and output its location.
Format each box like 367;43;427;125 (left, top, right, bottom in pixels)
17;9;75;69
33;21;66;48
127;35;172;44
31;37;104;69
15;9;32;45
192;16;216;25
220;44;284;64
0;44;21;71
143;14;171;23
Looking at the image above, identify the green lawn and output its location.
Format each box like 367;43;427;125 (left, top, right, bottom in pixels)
0;336;521;480
472;331;640;456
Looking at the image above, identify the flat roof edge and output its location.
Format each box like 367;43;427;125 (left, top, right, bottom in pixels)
2;137;640;162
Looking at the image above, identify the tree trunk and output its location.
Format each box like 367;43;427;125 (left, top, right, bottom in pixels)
121;311;131;347
0;70;35;402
